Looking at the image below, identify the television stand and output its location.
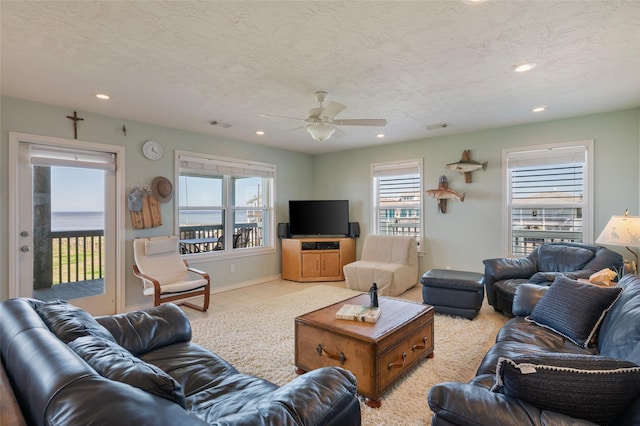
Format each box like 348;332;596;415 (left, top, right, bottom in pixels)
282;237;356;282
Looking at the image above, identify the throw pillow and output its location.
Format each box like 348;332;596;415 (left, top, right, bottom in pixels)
69;335;187;408
493;353;640;425
36;300;116;343
527;276;622;348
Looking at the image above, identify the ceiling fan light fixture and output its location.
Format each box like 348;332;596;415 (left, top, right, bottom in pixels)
307;122;336;142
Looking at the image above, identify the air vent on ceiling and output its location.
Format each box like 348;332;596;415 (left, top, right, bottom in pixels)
209;120;231;128
426;123;449;130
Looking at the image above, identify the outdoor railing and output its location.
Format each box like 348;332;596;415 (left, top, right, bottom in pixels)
511;229;582;256
179;223;261;252
51;230;105;284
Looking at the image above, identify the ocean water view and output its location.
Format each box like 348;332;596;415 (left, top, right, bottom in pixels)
51;210;251;231
52;211;104;231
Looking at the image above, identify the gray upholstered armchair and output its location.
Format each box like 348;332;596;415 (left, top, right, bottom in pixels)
483;242;623;316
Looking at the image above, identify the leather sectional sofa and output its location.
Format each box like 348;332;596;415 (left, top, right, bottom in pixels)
483;242;623;316
428;273;640;425
0;298;361;425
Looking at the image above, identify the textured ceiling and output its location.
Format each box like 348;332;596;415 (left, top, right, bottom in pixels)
2;1;639;154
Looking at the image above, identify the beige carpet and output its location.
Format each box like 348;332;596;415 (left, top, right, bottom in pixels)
190;285;507;425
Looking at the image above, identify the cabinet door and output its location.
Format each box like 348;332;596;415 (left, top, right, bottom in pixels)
301;253;321;278
321;252;341;277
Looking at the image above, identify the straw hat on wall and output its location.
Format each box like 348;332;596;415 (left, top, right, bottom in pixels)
150;176;173;203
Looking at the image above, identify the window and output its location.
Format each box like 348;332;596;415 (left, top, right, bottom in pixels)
371;159;423;247
177;152;275;256
503;140;593;257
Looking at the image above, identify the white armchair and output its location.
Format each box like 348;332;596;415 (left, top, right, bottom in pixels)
343;235;418;296
132;236;210;311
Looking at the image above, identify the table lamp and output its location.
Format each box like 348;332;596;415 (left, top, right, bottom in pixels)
595;210;640;274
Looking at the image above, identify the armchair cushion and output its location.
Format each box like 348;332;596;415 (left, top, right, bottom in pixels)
36;300;115;344
145;236;178;255
484;257;537;281
527;276;622;348
69;335;187;408
536;244;594;272
493;353;640;425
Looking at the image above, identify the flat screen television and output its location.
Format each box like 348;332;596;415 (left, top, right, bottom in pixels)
288;200;349;236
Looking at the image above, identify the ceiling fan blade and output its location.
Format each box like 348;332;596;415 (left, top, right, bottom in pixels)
333;127;348;137
333;118;387;126
320;102;346;120
260;113;306;121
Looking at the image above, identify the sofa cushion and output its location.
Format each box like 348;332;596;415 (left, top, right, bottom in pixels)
536;244;595;272
493;353;640;425
68;335;187;408
36;300;116;344
96;303;192;356
527;276;622;348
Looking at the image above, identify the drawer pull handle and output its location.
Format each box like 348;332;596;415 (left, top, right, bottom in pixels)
412;336;429;352
388;352;407;371
316;344;346;364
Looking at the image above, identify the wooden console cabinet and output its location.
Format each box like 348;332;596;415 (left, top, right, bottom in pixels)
282;237;356;282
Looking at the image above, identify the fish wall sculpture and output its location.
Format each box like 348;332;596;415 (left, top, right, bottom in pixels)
425;175;465;213
446;149;487;183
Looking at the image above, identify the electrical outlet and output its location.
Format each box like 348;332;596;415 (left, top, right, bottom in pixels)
230;264;235;273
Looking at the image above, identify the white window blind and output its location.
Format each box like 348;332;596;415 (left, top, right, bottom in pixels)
372;159;422;244
179;155;275;178
28;143;116;171
504;142;592;256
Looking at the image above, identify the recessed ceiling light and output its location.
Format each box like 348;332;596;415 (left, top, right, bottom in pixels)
512;62;537;73
95;93;110;100
532;106;546;112
377;134;385;138
256;130;265;135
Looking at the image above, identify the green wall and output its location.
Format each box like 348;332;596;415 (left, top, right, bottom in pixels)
1;95;639;307
313;108;640;274
0;96;313;306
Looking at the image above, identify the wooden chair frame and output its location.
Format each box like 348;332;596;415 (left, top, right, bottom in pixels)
132;259;210;312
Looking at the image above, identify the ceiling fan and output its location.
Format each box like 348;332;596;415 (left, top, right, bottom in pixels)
260;91;387;142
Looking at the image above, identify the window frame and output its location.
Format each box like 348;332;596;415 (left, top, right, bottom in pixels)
502;140;594;257
371;158;423;248
175;150;276;260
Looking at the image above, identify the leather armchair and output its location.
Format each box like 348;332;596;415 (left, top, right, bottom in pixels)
483;242;623;316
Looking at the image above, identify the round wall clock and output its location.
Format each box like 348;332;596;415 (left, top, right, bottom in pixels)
142;140;163;160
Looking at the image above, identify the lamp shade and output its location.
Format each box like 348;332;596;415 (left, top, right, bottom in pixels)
306;123;336;142
595;215;640;247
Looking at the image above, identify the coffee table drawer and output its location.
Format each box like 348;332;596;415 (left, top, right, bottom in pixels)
295;322;376;397
379;319;433;389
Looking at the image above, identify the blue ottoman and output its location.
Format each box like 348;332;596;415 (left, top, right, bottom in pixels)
421;269;485;319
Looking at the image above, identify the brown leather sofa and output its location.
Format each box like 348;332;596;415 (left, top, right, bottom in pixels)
0;298;361;426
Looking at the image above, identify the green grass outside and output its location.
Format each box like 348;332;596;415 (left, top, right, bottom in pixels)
52;237;104;284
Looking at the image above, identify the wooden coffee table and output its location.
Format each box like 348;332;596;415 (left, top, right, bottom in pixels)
295;293;434;407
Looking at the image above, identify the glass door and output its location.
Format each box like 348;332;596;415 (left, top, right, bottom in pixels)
11;134;123;315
